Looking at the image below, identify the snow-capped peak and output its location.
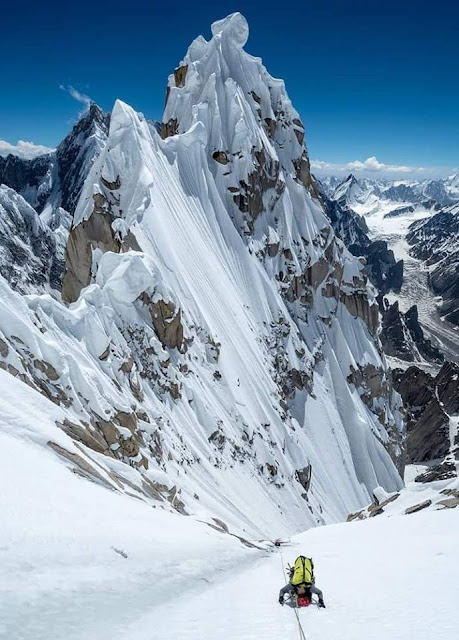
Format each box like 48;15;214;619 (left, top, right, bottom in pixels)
162;12;309;209
210;12;249;47
332;173;361;202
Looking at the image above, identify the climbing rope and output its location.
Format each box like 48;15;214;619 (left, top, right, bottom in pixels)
279;551;308;640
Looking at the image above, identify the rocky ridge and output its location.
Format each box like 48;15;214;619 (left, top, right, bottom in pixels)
0;104;109;293
378;298;444;364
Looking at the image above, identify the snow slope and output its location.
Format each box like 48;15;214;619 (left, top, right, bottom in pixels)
1;367;454;640
0;369;256;640
145;509;458;640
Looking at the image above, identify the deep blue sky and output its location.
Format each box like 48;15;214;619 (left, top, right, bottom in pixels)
1;0;458;172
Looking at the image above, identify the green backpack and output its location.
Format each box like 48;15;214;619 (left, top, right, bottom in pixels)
291;556;314;586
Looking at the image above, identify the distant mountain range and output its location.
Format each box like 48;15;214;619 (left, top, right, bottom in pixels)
408;201;459;326
319;173;459;210
317;172;459;364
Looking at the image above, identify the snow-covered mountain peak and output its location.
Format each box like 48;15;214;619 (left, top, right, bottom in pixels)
1;15;407;545
210;12;249;47
161;13;314;234
333;173;362;202
55;102;110;216
163;12;299;141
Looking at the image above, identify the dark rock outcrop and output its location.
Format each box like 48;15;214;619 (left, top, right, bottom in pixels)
405;499;432;515
140;293;184;351
0;185;62;292
408;203;459;326
392;363;458;468
379;298;444;364
436;361;459;414
414;461;456;483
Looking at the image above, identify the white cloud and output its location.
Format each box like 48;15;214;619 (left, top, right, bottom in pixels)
345;156;412;173
310;159;334;171
60;84;92;114
0;139;54;160
310;156;447;179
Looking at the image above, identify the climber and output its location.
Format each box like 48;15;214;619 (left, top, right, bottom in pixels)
278;556;326;608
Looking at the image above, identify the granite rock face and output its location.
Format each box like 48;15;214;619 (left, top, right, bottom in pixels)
0;104;110;293
393;363;459;478
408;202;459;326
379;298;444;364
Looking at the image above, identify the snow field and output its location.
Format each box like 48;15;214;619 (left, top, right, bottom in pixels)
112;508;459;640
0;368;257;640
1;368;454;640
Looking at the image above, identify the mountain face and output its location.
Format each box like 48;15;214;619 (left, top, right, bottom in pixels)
0;185;62;292
393;363;459;482
407;202;459;326
378;298;443;364
320;173;458;483
0;152;54;212
54;104;110;220
0;104;109;292
320;173;459;366
0;14;404;538
0;104;109;220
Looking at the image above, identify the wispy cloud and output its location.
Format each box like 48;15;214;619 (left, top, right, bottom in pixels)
0;139;54;160
60;84;92;115
345;156;413;173
310;156;448;179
